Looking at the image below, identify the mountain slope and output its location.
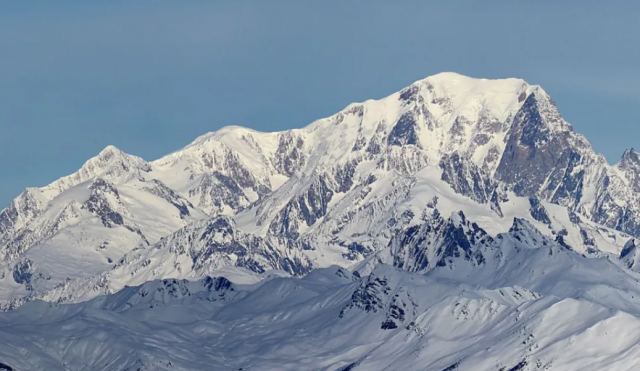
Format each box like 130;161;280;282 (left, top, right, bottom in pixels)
0;146;207;306
3;219;640;370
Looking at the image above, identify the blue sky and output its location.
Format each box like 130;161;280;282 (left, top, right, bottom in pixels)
1;1;639;206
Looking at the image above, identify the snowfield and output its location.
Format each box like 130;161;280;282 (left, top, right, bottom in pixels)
0;72;639;370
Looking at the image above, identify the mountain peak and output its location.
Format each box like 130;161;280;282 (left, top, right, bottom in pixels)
94;144;128;161
86;144;146;169
619;148;640;190
187;125;261;147
621;148;639;164
401;72;537;125
98;144;121;155
36;144;151;199
422;71;527;86
619;148;640;178
418;72;531;95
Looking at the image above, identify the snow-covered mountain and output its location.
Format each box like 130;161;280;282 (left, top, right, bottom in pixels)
1;72;640;369
3;220;640;370
5;72;636;305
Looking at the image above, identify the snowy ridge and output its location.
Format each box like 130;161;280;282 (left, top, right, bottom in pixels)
3;222;640;370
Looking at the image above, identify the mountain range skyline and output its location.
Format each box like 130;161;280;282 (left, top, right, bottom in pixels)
2;69;638;209
2;71;638;306
2;0;639;208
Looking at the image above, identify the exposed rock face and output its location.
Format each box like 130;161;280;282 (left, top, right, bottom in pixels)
620;148;640;192
189;171;252;215
145;179;192;219
590;173;640;238
528;197;551;225
268;173;335;240
273;133;306;176
152;216;312;276
388;112;420;147
440;152;497;204
12;259;33;289
496;92;583;202
84;179;125;228
389;210;494;272
606;149;640;237
340;273;391;316
620;239;639;271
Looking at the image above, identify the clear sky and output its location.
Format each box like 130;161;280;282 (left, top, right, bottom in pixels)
1;1;639;206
